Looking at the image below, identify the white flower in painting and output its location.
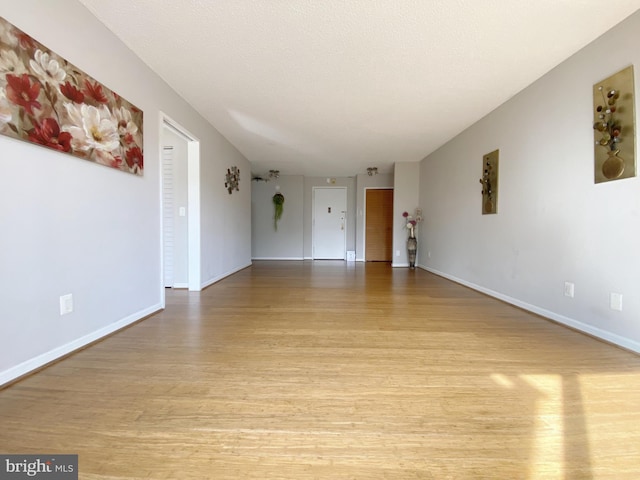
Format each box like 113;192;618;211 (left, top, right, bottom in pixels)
0;49;27;76
63;103;120;153
0;90;11;125
0;19;18;47
113;106;140;139
30;49;66;84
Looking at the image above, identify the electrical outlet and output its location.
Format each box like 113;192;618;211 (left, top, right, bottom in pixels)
610;293;623;311
59;294;73;315
428;251;431;258
396;250;400;257
564;282;575;298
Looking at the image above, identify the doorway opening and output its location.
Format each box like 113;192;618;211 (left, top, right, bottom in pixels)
160;113;201;304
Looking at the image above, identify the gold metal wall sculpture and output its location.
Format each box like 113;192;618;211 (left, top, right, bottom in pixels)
225;166;240;194
479;149;499;214
593;66;635;183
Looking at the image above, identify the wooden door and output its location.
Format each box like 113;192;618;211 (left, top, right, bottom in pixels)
365;189;393;261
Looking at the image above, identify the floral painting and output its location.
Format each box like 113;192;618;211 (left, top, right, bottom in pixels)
0;16;143;175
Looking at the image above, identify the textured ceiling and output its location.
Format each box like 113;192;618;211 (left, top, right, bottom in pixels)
78;0;640;177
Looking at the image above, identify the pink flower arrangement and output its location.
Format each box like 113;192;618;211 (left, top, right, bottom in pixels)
402;209;423;238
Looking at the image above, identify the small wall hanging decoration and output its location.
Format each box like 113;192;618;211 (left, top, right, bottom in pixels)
273;191;285;230
0;16;144;175
593;65;636;183
225;166;240;194
479;149;499;214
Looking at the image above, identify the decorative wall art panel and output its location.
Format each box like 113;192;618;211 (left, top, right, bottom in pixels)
593;65;635;183
0;16;144;175
479;149;498;214
225;166;240;194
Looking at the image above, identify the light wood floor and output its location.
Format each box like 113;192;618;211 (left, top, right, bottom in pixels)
1;261;639;479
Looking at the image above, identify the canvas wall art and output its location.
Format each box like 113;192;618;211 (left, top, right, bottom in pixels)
479;149;498;214
592;65;635;183
0;16;143;175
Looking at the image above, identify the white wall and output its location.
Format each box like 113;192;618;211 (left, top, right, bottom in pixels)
200;134;251;288
0;0;251;385
251;174;392;262
251;176;304;259
418;11;640;352
251;175;357;260
392;163;420;267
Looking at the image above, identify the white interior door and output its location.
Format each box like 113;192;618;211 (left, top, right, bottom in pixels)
162;146;175;287
313;187;347;259
162;129;189;288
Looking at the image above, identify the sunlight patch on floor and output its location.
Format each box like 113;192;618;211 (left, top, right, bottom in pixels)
521;374;565;478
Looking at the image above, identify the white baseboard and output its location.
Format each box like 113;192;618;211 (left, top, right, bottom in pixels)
257;257;361;262
0;303;163;387
392;262;410;268
419;264;640;354
251;257;304;261
201;261;253;289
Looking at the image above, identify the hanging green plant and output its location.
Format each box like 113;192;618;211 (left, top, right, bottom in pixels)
273;192;285;230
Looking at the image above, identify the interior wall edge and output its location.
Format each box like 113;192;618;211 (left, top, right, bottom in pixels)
419;265;640;355
0;304;163;388
200;262;253;290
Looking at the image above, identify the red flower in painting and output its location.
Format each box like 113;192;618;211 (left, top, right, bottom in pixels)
125;146;143;170
28;118;72;152
60;81;85;103
111;155;123;169
94;151;124;169
16;32;36;50
5;73;41;115
83;79;108;103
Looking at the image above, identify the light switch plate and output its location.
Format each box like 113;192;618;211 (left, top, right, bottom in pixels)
60;294;73;315
610;293;623;311
564;282;575;298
